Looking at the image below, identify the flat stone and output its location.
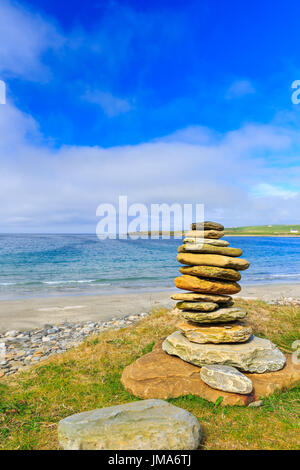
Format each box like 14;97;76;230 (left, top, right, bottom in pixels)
183;238;229;247
178;244;242;258
58;399;201;450
184;230;224;239
248;400;263;408
5;330;17;337
177;321;252;343
181;306;246;323
175;275;241;295
190;221;224;231
200;365;253;394
0;343;6;360
162;331;286;373
176;301;218;312
177;253;250;271
121;341;299;406
171;292;232;305
179;265;241;281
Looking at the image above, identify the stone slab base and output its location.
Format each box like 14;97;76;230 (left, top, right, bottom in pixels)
121;341;300;406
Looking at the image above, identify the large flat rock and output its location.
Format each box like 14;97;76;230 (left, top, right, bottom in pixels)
121;341;300;406
179;265;241;281
58;399;201;450
190;221;224;231
171;292;232;304
177;253;250;270
176;301;218;312
177;320;252;344
181;306;247;323
175;275;241;295
183;237;229;247
163;331;286;372
184;230;224;239
178;244;243;258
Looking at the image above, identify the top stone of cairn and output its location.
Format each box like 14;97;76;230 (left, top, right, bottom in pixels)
190;221;224;231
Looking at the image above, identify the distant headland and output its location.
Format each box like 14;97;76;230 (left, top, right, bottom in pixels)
128;224;300;237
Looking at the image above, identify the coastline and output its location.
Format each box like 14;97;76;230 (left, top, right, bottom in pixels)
0;282;299;333
225;234;300;237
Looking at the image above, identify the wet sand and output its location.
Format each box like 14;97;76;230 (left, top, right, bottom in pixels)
0;283;299;333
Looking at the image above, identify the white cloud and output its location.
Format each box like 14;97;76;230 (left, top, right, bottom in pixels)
226;79;255;99
1;99;300;232
0;0;62;80
83;89;133;117
251;183;299;199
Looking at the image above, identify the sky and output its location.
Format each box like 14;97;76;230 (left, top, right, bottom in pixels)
1;0;300;232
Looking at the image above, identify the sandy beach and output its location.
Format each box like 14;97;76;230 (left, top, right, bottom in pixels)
0;282;299;333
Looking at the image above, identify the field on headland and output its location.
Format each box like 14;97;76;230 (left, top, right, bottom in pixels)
128;224;300;237
0;299;299;450
225;224;300;236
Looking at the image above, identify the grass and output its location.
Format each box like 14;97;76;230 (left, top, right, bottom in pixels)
225;224;300;236
129;224;300;237
0;299;299;450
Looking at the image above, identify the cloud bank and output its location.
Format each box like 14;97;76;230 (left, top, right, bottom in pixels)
1;99;300;232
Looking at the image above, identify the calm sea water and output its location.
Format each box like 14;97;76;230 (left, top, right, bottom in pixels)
0;234;300;300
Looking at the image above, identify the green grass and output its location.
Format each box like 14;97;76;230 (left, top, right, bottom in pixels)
225;224;300;236
129;224;300;237
0;300;299;450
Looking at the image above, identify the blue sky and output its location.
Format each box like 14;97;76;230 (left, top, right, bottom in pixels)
1;0;300;232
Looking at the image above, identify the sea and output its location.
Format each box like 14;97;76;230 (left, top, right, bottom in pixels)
0;234;300;300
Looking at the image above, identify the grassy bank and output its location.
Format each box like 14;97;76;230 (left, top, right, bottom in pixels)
0;299;299;450
225;224;300;236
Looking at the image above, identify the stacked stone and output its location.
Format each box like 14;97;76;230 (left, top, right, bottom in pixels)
162;221;286;395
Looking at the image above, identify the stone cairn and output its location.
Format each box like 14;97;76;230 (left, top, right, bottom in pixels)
162;221;286;395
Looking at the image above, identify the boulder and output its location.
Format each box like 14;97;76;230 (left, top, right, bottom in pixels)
171;292;232;305
174;275;241;295
177;253;250;270
176;301;218;312
200;365;253;394
181;306;247;323
184;230;224;239
183;238;229;247
177;321;252;343
178;244;242;258
179;265;241;281
162;331;286;373
121;341;300;406
58;399;201;450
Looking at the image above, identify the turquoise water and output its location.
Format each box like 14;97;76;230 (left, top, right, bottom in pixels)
0;234;300;300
